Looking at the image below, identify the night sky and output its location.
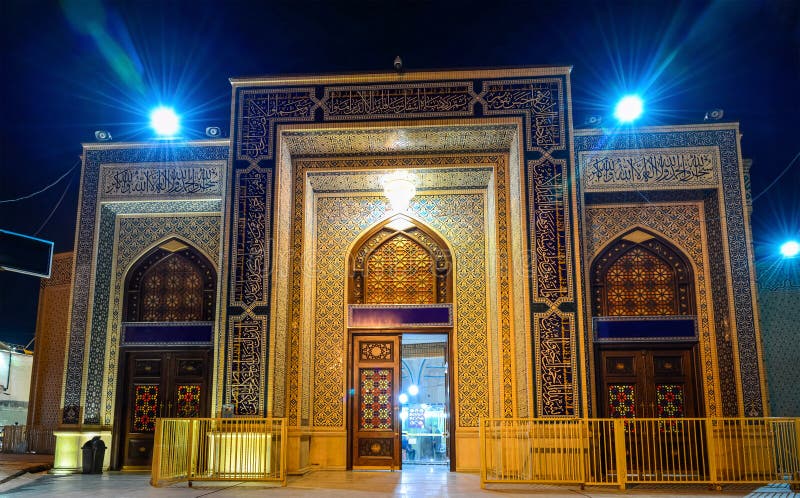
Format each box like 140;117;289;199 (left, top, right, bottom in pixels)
1;0;798;347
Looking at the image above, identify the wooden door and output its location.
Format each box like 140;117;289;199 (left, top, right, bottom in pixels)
598;347;703;479
351;335;401;469
599;348;697;419
119;349;210;469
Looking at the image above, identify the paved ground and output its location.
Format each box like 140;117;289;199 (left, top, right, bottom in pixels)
0;457;796;497
0;453;54;494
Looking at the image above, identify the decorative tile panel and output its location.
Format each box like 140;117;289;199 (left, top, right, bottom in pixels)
584;203;719;417
64;143;227;425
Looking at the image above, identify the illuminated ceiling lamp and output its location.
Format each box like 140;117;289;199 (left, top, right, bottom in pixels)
382;170;416;212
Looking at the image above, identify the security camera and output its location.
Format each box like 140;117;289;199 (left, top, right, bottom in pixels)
394;56;403;72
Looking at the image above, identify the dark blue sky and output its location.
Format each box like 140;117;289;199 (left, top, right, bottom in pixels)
1;0;798;347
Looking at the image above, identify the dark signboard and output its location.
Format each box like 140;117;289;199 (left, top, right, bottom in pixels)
0;229;54;278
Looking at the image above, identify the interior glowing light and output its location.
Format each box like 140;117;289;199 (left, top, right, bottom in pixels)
780;240;800;258
407;385;419;396
150;106;180;137
614;95;644;123
398;393;409;404
382;170;416;212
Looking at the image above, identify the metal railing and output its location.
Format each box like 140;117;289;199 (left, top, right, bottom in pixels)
481;418;800;490
1;425;56;454
150;418;287;487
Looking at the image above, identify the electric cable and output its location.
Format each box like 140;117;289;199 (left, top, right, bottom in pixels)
0;159;80;204
33;170;77;236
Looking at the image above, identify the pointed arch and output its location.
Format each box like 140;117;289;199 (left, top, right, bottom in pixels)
590;228;695;317
348;214;453;304
123;238;217;322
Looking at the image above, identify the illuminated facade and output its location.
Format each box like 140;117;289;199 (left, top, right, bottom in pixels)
42;67;767;473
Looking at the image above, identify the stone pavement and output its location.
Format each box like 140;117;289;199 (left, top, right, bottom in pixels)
0;461;797;497
0;453;54;494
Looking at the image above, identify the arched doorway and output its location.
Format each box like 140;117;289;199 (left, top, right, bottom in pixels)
346;215;454;470
591;229;701;420
113;238;216;469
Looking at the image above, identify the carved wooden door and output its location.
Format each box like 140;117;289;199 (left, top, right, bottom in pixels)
351;335;401;469
118;349;210;469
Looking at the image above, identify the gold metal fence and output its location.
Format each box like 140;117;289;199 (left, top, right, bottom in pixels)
150;418;287;487
481;418;800;490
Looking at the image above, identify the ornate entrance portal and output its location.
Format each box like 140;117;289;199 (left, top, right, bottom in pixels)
347;215;453;470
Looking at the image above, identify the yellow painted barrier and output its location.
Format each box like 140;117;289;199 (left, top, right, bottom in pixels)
481;417;800;491
150;418;287;487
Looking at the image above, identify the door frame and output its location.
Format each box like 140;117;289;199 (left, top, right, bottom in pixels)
346;328;455;471
111;345;212;470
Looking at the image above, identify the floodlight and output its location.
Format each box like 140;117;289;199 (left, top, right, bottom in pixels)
780;240;799;258
150;106;180;137
614;95;644;123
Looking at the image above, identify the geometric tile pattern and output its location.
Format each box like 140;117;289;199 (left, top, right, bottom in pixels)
97;211;221;425
63;143;227;425
584;203;719;417
577;125;762;416
364;234;436;304
309;193;489;428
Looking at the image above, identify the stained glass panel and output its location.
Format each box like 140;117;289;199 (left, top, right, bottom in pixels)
133;384;159;432
176;384;201;418
656;384;684;418
608;384;635;418
365;234;435;304
605;248;675;316
359;368;393;430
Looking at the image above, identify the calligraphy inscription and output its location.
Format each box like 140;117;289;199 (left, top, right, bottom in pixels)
530;159;570;303
229;319;263;415
100;163;223;198
481;80;562;149
238;88;317;161
538;313;574;416
231;168;272;306
581;148;719;191
323;83;475;120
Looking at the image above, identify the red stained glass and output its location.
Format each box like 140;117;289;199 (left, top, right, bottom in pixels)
359;368;393;430
134;384;159;432
176;384;201;418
